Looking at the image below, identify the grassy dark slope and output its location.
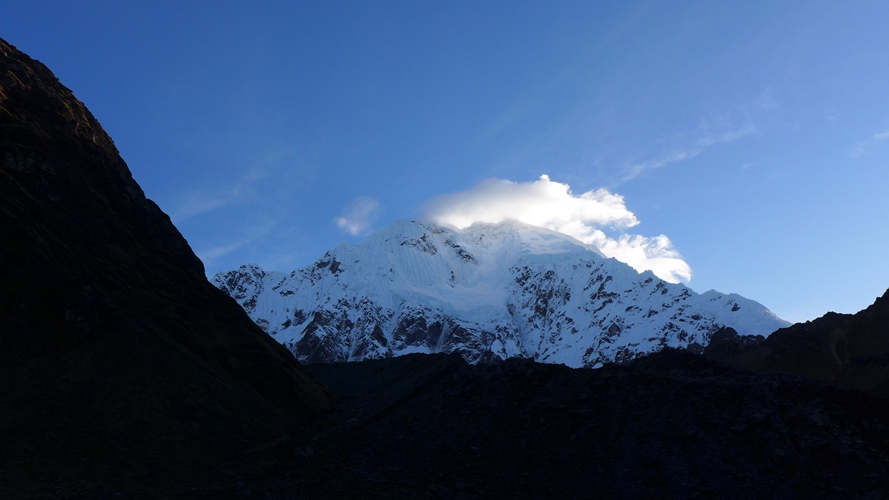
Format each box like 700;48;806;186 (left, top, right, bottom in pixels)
0;38;334;497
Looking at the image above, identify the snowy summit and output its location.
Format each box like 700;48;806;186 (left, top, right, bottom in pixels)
213;220;789;367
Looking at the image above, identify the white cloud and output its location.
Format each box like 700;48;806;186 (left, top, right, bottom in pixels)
422;175;692;283
423;175;638;230
590;233;690;283
335;196;381;236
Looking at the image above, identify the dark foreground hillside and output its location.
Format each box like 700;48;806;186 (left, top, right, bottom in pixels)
0;38;334;497
4;37;889;499
706;289;889;399
180;351;888;499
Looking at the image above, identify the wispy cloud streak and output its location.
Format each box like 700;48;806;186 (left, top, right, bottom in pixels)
850;129;889;158
621;124;756;182
170;167;271;222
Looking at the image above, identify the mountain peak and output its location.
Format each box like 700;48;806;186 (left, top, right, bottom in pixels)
215;219;788;367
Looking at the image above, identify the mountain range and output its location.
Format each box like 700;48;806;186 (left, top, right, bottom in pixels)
214;219;788;367
4;36;889;498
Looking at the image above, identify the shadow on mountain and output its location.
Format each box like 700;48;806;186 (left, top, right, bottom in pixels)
4;37;889;499
200;350;886;498
0;38;334;497
706;289;889;398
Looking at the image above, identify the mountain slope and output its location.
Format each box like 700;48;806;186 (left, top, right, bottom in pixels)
705;288;889;398
215;219;788;367
0;38;334;496
198;350;889;498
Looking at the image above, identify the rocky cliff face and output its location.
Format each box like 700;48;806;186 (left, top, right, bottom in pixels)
214;219;788;367
705;288;889;398
0;38;333;496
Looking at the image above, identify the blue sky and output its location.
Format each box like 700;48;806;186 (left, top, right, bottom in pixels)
4;1;888;323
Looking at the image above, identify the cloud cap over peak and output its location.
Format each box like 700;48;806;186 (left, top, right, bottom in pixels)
422;175;692;284
424;175;639;230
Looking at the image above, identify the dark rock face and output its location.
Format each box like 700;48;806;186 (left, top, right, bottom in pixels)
705;289;889;398
0;38;333;496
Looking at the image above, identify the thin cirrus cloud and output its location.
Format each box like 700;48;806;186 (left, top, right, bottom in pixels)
850;129;889;159
170;150;311;223
195;216;281;268
335;196;382;236
197;239;247;264
421;175;692;284
171;186;250;223
621;124;756;183
170;167;270;223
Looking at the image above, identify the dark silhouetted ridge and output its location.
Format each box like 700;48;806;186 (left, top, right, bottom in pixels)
0;38;334;497
706;289;889;398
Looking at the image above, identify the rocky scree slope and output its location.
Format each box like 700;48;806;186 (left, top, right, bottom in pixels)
215;219;788;367
0;38;333;497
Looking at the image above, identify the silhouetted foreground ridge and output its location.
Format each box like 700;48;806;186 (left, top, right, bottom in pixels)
0;37;333;497
706;289;889;399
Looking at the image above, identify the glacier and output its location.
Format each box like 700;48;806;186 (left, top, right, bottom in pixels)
213;219;789;367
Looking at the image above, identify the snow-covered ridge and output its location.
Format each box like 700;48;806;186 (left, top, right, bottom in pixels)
213;219;788;367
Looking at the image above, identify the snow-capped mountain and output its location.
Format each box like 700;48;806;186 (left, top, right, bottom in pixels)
213;219;789;368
